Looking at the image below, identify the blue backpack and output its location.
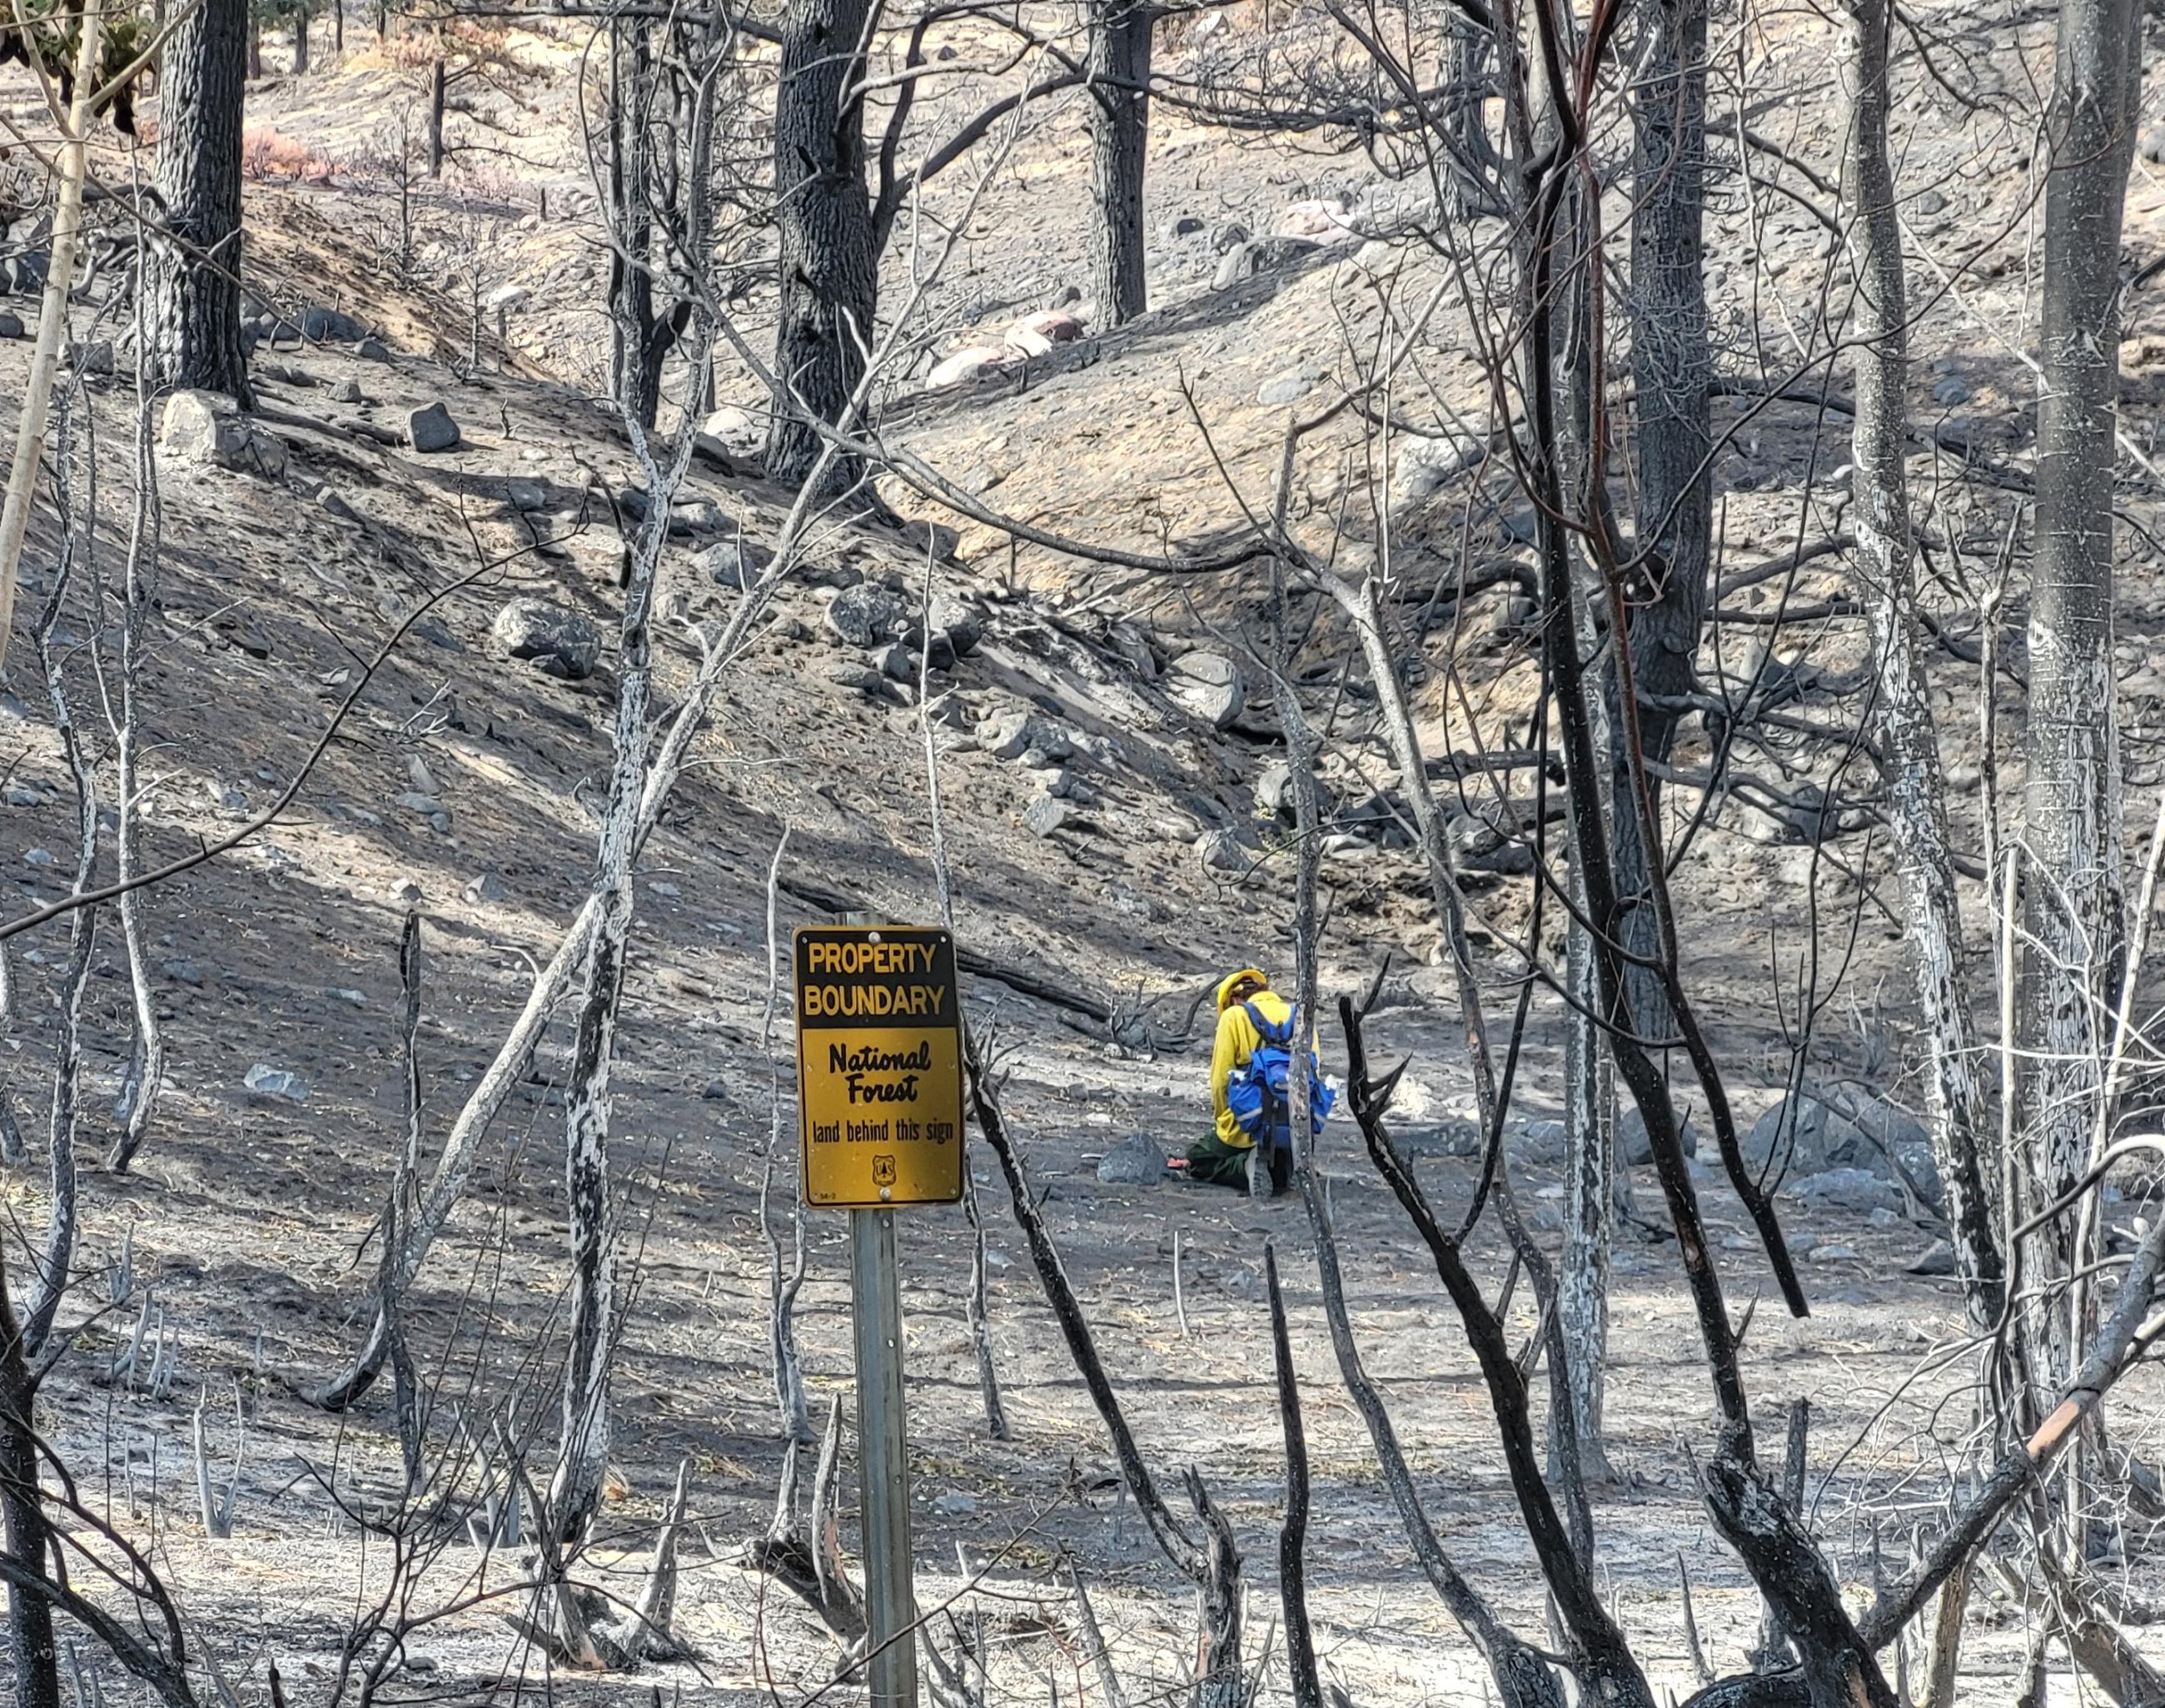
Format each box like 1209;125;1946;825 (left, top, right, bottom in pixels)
1226;1000;1336;1145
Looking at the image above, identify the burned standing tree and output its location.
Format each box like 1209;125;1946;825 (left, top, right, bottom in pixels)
1085;0;1152;326
548;6;732;1551
2018;0;2142;1440
764;0;880;492
1615;0;1712;1038
1833;0;2002;1322
144;0;253;405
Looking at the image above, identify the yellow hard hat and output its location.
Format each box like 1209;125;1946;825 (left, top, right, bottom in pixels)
1217;968;1269;1011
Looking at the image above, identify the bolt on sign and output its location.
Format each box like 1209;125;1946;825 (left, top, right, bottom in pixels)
794;924;965;1208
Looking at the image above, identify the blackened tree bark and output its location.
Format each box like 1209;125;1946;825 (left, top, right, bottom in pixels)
765;0;878;493
1616;0;1711;1036
605;19;696;433
291;0;309;73
2019;0;2142;1373
426;52;447;176
1086;0;1152;326
145;0;253;406
607;20;659;429
0;1244;57;1708
1551;142;1619;1485
1836;0;2003;1326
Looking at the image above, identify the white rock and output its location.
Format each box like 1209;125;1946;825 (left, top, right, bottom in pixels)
1275;198;1362;245
244;1063;309;1103
1166;650;1247;728
1005;310;1086;356
160;390;284;476
928;344;1020;388
1390;431;1482;516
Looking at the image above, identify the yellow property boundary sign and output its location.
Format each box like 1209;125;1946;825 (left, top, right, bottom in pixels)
794;924;965;1208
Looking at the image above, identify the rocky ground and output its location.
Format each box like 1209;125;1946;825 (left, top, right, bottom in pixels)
0;0;2162;1704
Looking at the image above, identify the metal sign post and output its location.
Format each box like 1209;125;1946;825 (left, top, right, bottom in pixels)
794;919;963;1708
851;1207;918;1708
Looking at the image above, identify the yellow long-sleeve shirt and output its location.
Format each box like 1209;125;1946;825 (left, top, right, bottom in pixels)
1210;988;1294;1148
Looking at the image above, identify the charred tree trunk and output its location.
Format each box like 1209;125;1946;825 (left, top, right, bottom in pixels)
291;1;309;74
1552;146;1616;1486
1085;0;1152;327
146;0;253;406
0;1242;56;1708
2019;0;2142;1391
1616;0;1711;1038
1836;0;2003;1326
607;21;663;431
765;0;877;493
1439;17;1496;217
426;54;447;177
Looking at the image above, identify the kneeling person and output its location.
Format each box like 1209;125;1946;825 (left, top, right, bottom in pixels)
1188;967;1323;1195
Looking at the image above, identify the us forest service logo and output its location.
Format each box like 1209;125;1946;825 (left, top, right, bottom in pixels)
792;924;966;1208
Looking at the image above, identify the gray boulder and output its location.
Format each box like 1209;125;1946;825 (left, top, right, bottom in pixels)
245;1063;308;1103
1906;1239;1958;1277
328;375;365;404
1784;780;1842;844
67;339;114;376
913;591;983;664
1195;827;1249;873
1253;758;1336;825
1212;235;1320;291
161;390;250;466
1097;1133;1167;1185
160;391;286;476
0;311;22;339
700;406;764;455
406;401;460;453
698;534;774;590
1391;432;1482;517
1023;794;1073;838
1745;1087;1943;1212
618;486;716;537
490;597;600;680
1790;1166;1902;1214
2;251;48;294
1167;650;1246;728
1513;1118;1566;1165
301;305;368;342
1401;1120;1485;1159
825;583;913;649
1619;1106;1700;1165
1448;814;1535;877
978;710;1073;762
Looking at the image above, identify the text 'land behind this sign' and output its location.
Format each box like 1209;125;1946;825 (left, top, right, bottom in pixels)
794;924;965;1208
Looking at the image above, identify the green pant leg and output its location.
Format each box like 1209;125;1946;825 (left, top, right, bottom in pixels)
1185;1133;1252;1188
